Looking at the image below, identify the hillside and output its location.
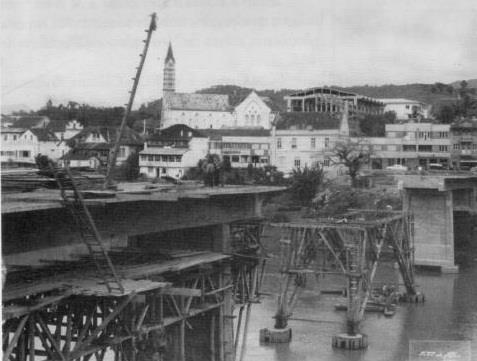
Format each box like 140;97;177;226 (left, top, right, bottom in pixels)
196;80;476;112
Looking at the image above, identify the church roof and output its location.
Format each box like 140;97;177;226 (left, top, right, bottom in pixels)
165;42;175;63
166;93;231;112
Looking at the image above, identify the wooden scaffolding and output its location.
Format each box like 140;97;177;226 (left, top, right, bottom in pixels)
269;210;419;348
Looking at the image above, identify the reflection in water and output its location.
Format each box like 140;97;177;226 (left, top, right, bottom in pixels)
242;255;477;361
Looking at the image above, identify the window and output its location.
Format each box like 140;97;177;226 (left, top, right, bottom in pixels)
323;159;330;167
438;145;448;152
403;145;416;152
405;105;410;109
257;114;261;122
418;145;432;152
291;138;297;149
245;115;249;123
21;151;30;158
324;137;329;148
453;144;460;150
439;132;448;138
13;135;17;141
294;158;301;168
231;155;239;163
148;155;154;161
140;155;147;161
311;137;316;149
277;138;282;149
3;135;7;141
119;147;126;158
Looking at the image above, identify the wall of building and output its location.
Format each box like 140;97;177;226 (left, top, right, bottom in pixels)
233;92;272;129
1;131;69;163
271;129;343;175
161;109;234;129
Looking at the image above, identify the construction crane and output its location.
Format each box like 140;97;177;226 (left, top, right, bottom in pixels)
104;13;157;188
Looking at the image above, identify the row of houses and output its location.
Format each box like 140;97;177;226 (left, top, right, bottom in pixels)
2;108;476;179
1;115;144;169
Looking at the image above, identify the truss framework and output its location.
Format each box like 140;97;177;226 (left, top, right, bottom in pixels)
271;211;416;335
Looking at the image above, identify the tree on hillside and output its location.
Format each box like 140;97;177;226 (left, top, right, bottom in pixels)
332;139;371;187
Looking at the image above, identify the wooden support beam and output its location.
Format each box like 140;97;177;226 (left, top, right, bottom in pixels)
80;293;136;350
3;315;28;361
35;313;66;361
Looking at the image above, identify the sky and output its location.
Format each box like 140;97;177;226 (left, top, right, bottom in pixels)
1;0;476;111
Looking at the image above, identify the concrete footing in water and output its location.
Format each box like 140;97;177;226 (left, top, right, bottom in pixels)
332;333;368;349
259;327;292;343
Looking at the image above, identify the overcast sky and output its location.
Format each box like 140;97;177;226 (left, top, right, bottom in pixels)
1;0;476;111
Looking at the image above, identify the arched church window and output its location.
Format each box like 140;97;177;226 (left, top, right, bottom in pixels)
245;115;249;122
257;114;261;122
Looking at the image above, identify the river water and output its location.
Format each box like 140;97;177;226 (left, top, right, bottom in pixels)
240;251;477;361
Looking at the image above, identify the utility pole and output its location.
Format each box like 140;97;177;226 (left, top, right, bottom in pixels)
104;13;157;188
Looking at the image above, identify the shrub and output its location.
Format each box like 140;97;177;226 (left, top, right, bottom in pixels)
289;165;325;206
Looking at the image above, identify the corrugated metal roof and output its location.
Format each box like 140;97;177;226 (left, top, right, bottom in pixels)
140;147;188;155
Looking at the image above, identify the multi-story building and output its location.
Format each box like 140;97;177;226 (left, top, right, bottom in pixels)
160;44;276;129
207;128;271;168
271;108;353;176
1;127;69;165
139;125;209;178
378;98;429;120
367;122;451;169
139;125;271;179
284;87;384;116
450;118;477;169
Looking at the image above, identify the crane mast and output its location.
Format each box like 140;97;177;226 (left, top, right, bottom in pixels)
104;13;157;188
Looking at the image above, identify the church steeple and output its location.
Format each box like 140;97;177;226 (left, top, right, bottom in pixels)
165;42;175;63
163;42;175;94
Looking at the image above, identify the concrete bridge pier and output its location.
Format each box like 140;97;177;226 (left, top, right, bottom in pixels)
400;175;477;273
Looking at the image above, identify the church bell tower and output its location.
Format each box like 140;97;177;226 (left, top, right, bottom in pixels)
163;42;175;94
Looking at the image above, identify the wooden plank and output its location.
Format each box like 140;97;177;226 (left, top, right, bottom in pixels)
3;292;72;320
158;287;201;297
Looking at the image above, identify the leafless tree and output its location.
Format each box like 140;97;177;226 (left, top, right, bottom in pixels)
332;138;372;187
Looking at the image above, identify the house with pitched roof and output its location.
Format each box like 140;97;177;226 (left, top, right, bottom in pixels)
65;126;144;166
0;127;69;165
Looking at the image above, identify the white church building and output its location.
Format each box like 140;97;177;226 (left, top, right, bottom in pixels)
160;43;275;130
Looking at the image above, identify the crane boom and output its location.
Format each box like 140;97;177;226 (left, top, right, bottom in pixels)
104;13;157;188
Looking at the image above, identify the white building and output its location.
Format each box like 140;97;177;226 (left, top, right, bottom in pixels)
1;127;69;165
379;98;429;120
206;128;271;168
271;111;351;177
139;125;272;179
365;122;451;169
160;44;275;130
139;125;208;178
